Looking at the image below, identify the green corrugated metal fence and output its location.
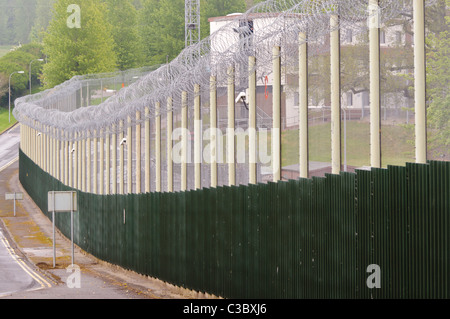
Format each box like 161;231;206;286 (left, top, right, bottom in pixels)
19;150;449;298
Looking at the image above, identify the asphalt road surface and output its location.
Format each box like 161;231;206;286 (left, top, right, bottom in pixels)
0;124;149;299
0;124;196;299
0;124;20;172
0;227;48;297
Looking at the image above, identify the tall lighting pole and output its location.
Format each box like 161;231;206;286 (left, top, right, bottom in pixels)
9;71;25;123
29;59;44;95
185;0;200;48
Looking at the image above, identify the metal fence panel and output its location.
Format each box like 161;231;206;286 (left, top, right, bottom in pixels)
19;150;449;299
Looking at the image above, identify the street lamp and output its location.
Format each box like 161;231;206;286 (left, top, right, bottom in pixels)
9;71;25;123
30;59;44;95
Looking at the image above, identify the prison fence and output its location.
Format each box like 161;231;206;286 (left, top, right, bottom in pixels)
19;149;449;299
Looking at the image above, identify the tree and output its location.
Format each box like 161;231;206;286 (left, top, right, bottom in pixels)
138;0;185;65
200;0;247;39
104;0;142;70
29;0;55;43
42;0;117;88
138;0;248;66
426;0;450;156
0;43;45;107
138;0;162;65
0;0;39;45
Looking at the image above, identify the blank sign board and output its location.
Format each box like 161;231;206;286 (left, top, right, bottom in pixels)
5;193;23;200
48;191;77;212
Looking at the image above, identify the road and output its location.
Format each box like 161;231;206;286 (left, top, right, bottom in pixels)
0;227;48;297
0;124;19;171
0;123;47;297
0;124;194;299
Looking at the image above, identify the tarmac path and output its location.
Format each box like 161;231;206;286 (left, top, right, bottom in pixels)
0;124;199;299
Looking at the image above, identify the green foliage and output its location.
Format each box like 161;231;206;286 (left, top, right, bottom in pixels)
0;43;45;107
138;0;247;65
105;0;142;70
29;0;55;43
0;0;34;45
200;0;247;39
42;0;117;88
138;0;185;65
426;0;450;154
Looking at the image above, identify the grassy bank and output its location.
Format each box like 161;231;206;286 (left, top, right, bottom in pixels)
282;121;415;168
0;107;17;133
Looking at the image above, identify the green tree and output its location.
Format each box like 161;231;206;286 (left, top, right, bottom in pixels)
29;0;55;43
200;0;247;39
138;0;185;65
0;43;45;107
42;0;117;88
104;0;142;70
137;0;160;65
426;0;450;155
138;0;247;65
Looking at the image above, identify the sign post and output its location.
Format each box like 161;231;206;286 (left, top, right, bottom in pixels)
5;192;24;217
48;191;78;267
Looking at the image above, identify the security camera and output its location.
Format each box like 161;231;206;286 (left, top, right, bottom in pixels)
120;138;127;145
235;91;246;104
236;91;249;110
37;132;42;137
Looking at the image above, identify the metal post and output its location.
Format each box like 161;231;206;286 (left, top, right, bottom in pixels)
299;32;309;179
227;66;236;186
112;125;117;194
52;191;55;268
210;76;218;188
194;84;201;190
52;129;56;177
35;126;44;169
414;0;427;164
273;46;281;182
181;92;188;192
81;135;86;192
330;14;342;175
370;0;381;168
120;120;125;194
86;131;91;193
45;127;49;173
156;102;161;192
74;133;78;189
69;134;73;188
343;108;348;172
56;129;60;181
78;137;82;190
145;108;150;193
249;56;257;184
66;132;69;186
167;98;173;193
127;116;132;194
71;195;74;266
100;129;104;195
105;130;110;195
136;111;141;194
93;130;98;194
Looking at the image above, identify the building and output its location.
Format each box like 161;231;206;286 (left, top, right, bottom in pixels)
209;12;414;129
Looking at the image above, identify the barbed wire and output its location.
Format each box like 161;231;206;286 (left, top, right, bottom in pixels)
13;0;438;141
